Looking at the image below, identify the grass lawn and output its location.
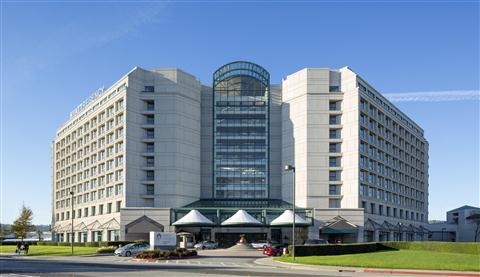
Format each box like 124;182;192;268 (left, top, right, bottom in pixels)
0;245;99;256
276;250;480;272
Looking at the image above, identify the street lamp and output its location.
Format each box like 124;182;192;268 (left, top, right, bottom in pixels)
284;164;296;262
70;191;74;255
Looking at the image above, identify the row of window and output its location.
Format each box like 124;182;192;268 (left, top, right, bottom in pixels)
57;84;126;138
56;98;125;149
56;200;122;221
56;184;123;208
360;184;425;211
361;201;425;222
358;84;423;136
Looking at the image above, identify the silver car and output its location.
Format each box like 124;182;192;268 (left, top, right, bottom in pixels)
114;243;149;257
194;241;218;250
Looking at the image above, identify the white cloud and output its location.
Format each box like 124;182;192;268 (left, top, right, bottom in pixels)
383;90;480;102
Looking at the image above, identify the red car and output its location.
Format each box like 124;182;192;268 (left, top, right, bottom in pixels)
262;245;288;256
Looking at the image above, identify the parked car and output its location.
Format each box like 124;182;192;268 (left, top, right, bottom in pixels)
114;243;149;257
303;239;329;245
251;240;278;249
263;244;288;256
194;241;218;250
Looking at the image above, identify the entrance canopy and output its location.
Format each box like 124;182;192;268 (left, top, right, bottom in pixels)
270;210;309;226
221;210;263;226
320;216;359;234
172;210;214;227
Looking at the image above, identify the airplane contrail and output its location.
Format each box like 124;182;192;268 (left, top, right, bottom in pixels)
383;90;480;102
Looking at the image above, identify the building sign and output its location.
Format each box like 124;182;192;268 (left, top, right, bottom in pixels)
149;232;177;250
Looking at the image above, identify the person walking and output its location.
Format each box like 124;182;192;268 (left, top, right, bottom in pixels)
15;242;21;255
24;243;29;255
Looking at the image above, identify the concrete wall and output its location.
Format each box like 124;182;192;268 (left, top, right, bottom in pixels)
125;68;202;208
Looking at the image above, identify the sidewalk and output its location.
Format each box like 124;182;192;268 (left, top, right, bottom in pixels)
254;257;480;277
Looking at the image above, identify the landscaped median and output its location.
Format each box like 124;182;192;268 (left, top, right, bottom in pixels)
275;242;480;272
0;240;131;256
0;245;100;256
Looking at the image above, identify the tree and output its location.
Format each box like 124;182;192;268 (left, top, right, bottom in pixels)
11;205;34;241
466;213;480;242
36;230;44;241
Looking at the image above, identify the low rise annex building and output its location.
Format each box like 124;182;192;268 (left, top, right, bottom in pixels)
52;61;429;245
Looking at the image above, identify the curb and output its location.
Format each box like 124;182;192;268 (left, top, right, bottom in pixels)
254;257;480;276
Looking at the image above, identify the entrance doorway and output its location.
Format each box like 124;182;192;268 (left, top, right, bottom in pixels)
216;232;267;248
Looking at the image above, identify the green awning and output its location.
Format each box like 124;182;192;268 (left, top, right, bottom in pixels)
321;227;358;234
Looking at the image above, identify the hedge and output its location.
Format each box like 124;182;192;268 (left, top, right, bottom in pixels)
96;246;117;254
381;242;480;255
135;249;197;259
289;242;480;257
11;241;132;248
0;241;38;246
289;243;393;257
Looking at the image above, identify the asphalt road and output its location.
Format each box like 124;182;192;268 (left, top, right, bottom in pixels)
0;249;359;277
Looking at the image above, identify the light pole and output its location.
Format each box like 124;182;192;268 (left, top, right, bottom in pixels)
284;164;296;262
70;191;74;255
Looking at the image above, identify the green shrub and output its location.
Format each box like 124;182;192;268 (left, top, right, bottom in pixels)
134;239;148;244
85;242;100;247
57;242;71;246
96;246;117;254
380;242;480;255
36;241;55;246
289;243;394;257
99;241;109;247
135;249;197;259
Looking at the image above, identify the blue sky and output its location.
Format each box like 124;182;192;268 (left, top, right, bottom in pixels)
1;1;478;224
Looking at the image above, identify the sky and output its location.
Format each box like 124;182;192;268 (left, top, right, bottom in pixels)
1;1;479;224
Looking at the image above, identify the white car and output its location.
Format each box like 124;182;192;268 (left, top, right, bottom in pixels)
194;241;218;250
251;240;277;249
114;243;149;257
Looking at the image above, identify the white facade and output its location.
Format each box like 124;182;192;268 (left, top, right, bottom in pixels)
52;67;202;242
52;63;429;243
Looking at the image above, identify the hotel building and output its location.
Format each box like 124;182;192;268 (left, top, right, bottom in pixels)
52;62;429;244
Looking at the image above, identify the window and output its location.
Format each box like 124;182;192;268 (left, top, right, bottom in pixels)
329;199;341;208
107;203;112;214
146;157;155;166
146;184;154;195
145;114;154;125
379;205;383;216
329;171;340;181
329;86;341;92
329;101;341;110
329;185;340;195
145;129;154;139
145;143;154;152
329;129;340;139
116;200;122;212
370;203;376;214
91;206;96;216
99;204;104;215
329;143;341;153
84;207;88;217
146;171;154;181
329;157;339;167
329;115;341;125
145;100;155;111
143;86;154;92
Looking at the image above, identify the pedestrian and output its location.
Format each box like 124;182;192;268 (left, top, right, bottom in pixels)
24;243;29;255
15;242;21;255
